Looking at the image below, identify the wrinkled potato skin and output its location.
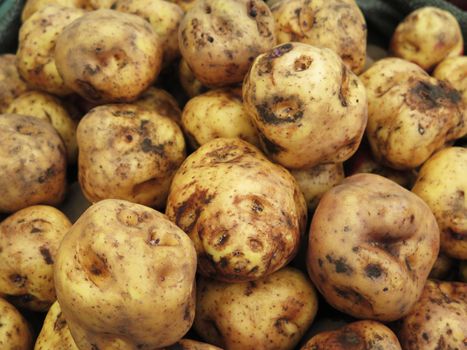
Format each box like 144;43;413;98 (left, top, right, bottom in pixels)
55;9;162;103
161;339;222;350
272;0;367;74
291;163;344;212
307;174;440;321
243;43;368;169
391;7;463;71
54;199;197;349
179;0;276;87
0;297;33;350
34;301;79;350
412;147;467;259
428;254;454;280
0;54;29;113
7;91;78;163
195;268;318;350
166;138;307;282
399;280;466;350
182;89;260;148
301;320;401;350
134;87;182;125
0;206;71;311
77;104;186;209
179;58;207;98
360;58;464;170
0;115;66;213
17;5;85;96
21;0;86;21
433;56;467;107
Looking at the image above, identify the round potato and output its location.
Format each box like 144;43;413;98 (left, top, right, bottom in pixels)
0;54;29;113
301;320;401;350
17;5;85;96
307;173;440;321
161;340;222;350
7;91;78;163
34;301;79;350
243;42;367;169
0;206;71;311
0;297;33;350
399;280;466;350
21;0;86;21
55;9;162;103
195;267;318;350
54;199;197;349
433;56;467;106
179;0;276;87
166;138;307;282
182;88;260;149
134;87;182;125
412;147;467;259
0;114;66;213
179;58;208;98
360;57;464;170
391;7;463;71
77;104;185;209
272;0;367;74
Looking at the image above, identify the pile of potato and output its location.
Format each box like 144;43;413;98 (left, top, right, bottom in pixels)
0;0;466;349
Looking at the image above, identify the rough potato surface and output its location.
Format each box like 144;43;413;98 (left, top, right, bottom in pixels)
0;54;28;113
0;297;33;350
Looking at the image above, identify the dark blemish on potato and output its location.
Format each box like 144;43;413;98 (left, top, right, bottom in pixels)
326;255;353;274
112;110;136;117
334;287;373;311
344;225;351;232
39;246;53;265
9;274;27;287
38;166;56;183
294;55;312;71
76;79;102;101
418;124;425;135
365;264;382;279
84;64;100;75
248;238;263;252
244;281;257;296
252;199;263;213
248;1;258;17
338;65;350;107
140;138;164;155
183;304;191;321
30;227;43;233
215;233;229;247
274;318;293;336
174;190;214;232
408;80;461;111
53;312;67;331
318;258;323;267
422;332;429;341
338;330;361;346
267;43;293;59
125;134;133;142
256;96;304;125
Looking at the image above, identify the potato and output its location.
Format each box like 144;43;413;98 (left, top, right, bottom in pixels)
55;9;162;103
21;0;86;21
54;199;197;349
77;104;185;209
399;280;466;350
168;0;196;12
115;0;183;66
34;301;79;350
307;173;440;321
178;0;276;87
0;54;29;113
85;0;115;8
429;254;455;280
301;320;401;350
195;267;318;350
412;147;467;260
182;88;260;149
161;340;222;350
166;138;306;282
179;58;208;98
0;297;33;350
0;206;71;311
243;42;367;169
272;0;367;74
433;56;467;105
360;57;465;170
0;114;66;213
7;91;78;163
134;87;182;125
390;7;463;71
17;5;85;96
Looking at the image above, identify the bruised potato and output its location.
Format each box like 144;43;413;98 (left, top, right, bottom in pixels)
161;340;222;350
399;280;466;350
272;0;367;73
55;9;162;103
7;91;78;163
166;138;307;282
391;7;463;71
195;267;318;350
134;87;182;125
0;54;28;113
243;42;367;169
17;5;85;95
77;104;186;209
0;297;33;350
182;89;260;148
0;115;66;213
179;0;276;87
21;0;86;21
412;147;467;260
54;199;197;349
307;174;440;321
179;58;207;98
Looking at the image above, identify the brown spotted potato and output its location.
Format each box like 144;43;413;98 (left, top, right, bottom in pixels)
0;297;33;350
0;54;28;113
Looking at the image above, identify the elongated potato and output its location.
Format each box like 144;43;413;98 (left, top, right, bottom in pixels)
134;87;182;125
0;54;28;113
0;297;33;350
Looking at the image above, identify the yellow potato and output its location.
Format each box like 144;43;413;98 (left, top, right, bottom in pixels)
0;54;28;113
167;0;196;12
134;87;182;125
85;0;115;8
195;267;318;350
21;0;87;21
0;297;33;350
179;58;208;98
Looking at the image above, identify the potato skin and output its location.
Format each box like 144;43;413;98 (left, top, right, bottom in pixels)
391;7;463;71
433;56;467;107
272;0;367;74
0;114;66;213
0;297;33;350
243;42;367;169
412;147;467;259
195;267;318;350
168;0;196;12
161;339;222;350
17;5;85;96
179;0;276;87
307;173;440;321
21;0;86;21
54;199;197;349
134;87;182;125
55;9;162;103
166;138;307;282
399;280;466;350
0;54;28;113
179;58;207;98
